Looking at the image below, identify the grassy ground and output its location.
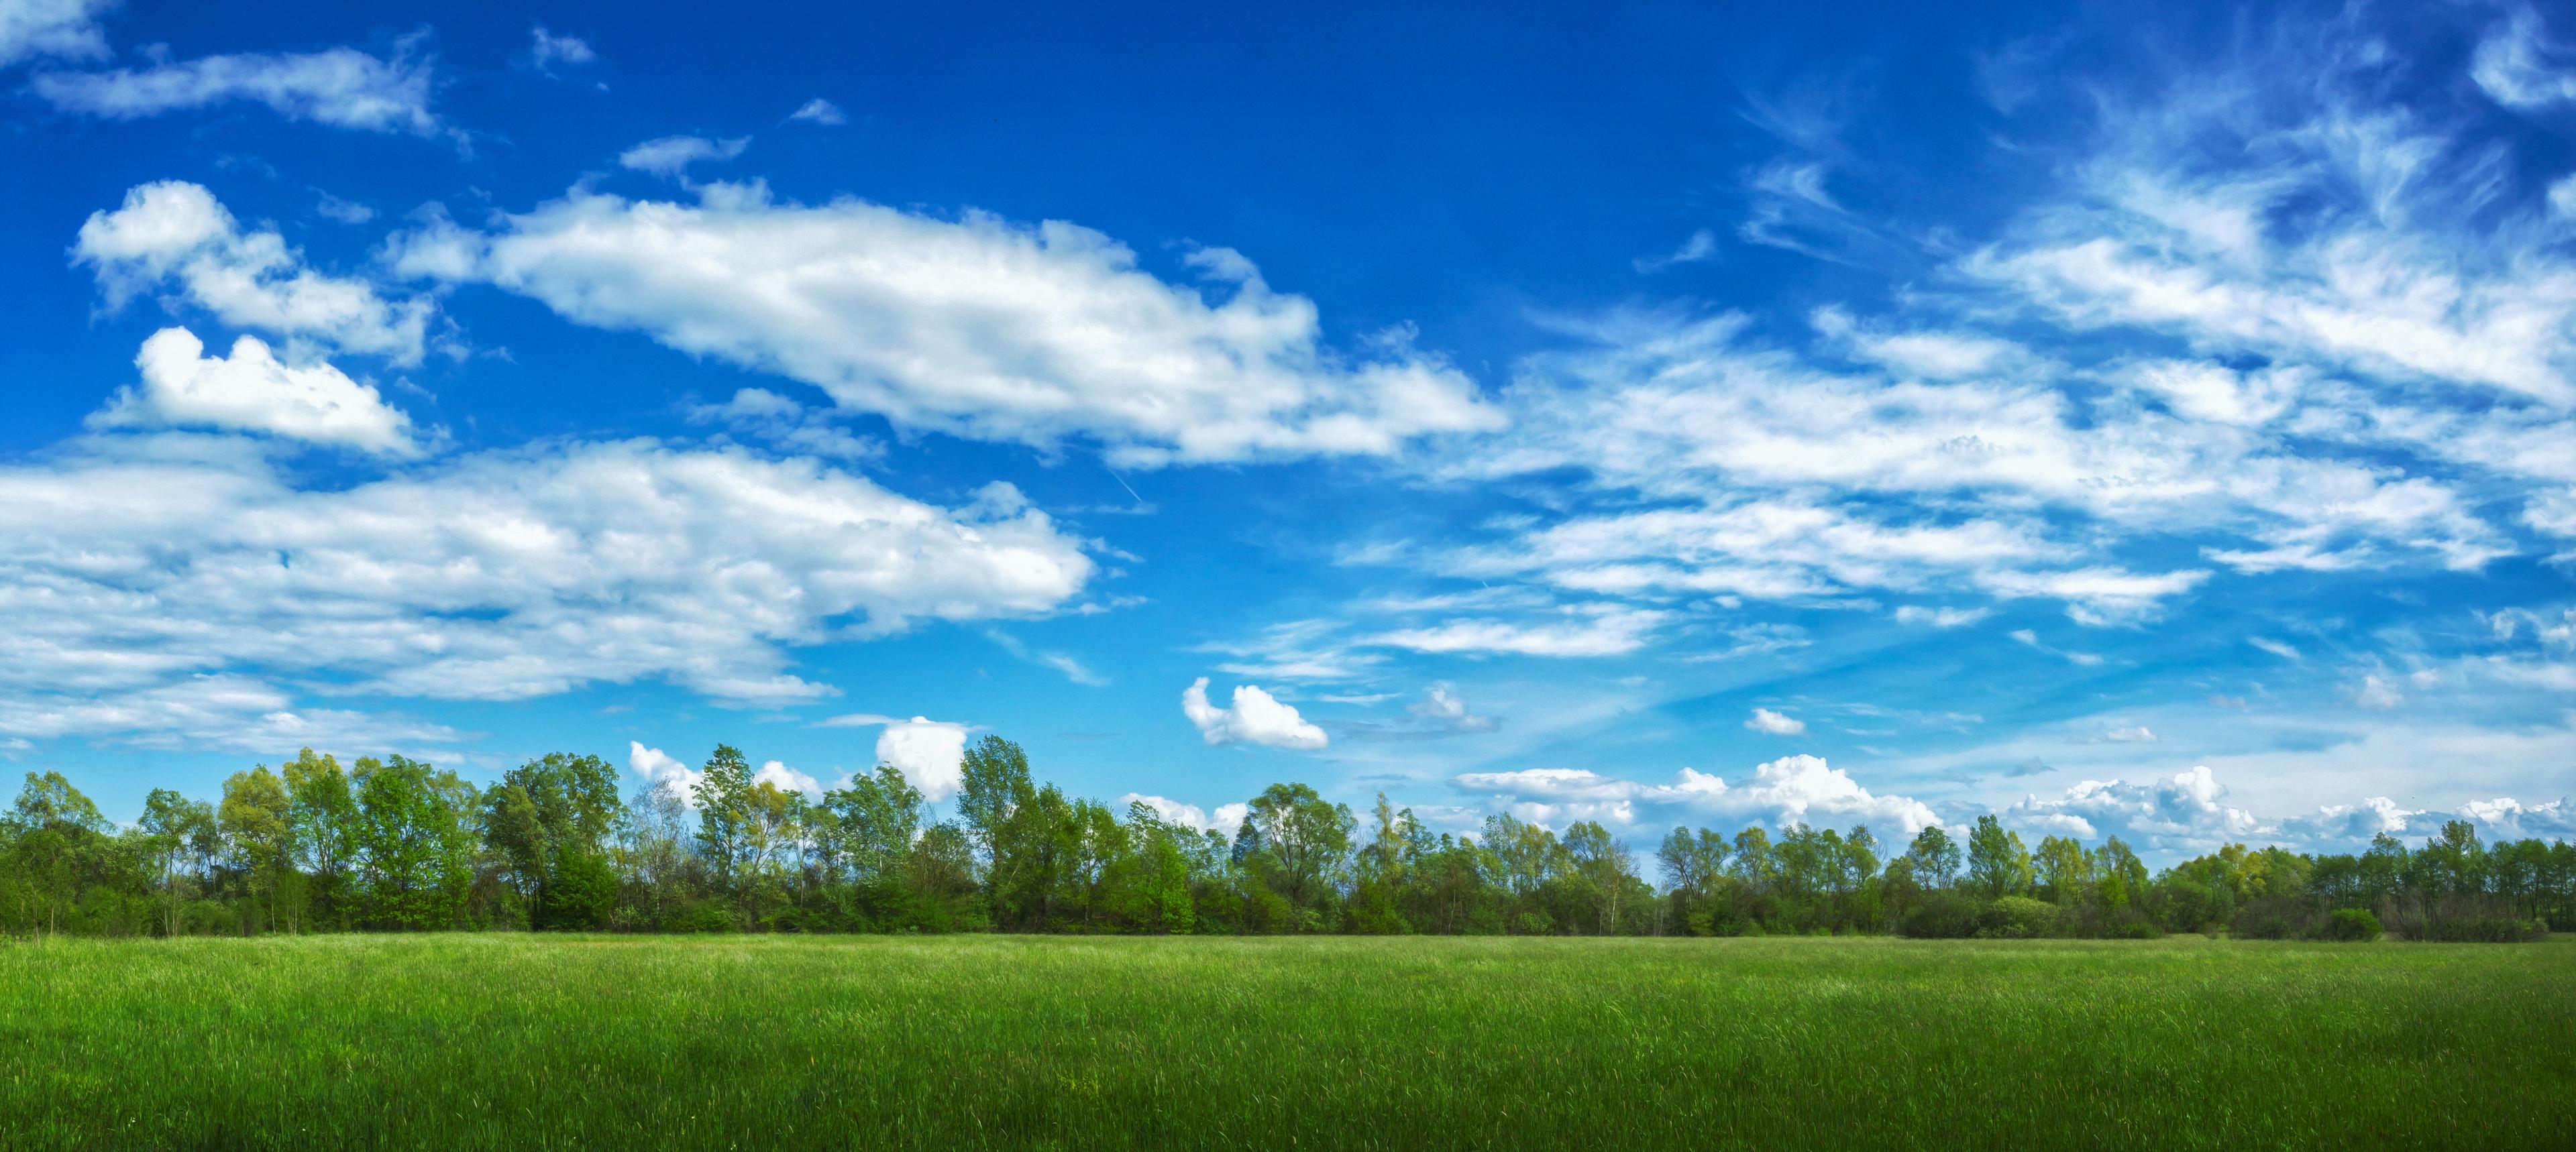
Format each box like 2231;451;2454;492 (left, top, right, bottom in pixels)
0;933;2568;1149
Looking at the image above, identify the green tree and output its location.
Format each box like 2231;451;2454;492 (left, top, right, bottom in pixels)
218;766;295;933
354;756;478;930
284;750;360;928
1902;825;1962;889
692;745;756;904
1966;815;2031;899
1249;783;1356;927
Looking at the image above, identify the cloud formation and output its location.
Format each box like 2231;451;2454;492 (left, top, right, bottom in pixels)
0;437;1092;746
388;183;1501;465
1181;678;1328;750
76;181;434;363
0;0;110;67
33;43;445;135
618;135;748;179
94;328;418;454
1743;707;1806;736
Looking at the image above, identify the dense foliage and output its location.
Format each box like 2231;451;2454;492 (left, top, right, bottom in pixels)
4;740;2567;939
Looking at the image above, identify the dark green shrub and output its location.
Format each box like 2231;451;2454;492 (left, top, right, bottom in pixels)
1898;892;1982;938
2316;908;2381;941
1976;896;2060;939
2110;920;2162;939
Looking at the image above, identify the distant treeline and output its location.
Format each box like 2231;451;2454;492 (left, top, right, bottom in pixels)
3;738;2568;941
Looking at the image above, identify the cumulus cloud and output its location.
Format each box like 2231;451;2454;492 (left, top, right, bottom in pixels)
754;759;822;799
0;0;111;67
871;715;968;801
76;181;434;363
93;327;418;454
1456;754;1939;836
787;98;845;125
387;182;1501;465
1743;707;1806;736
627;741;702;800
1181;677;1328;750
1120;793;1248;835
2002;764;2575;853
32;43;445;135
0;437;1091;745
618;135;749;180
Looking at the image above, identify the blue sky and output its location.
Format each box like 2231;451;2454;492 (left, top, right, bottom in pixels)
3;0;2571;862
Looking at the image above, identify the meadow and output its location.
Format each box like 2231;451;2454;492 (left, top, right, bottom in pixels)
1;934;2569;1149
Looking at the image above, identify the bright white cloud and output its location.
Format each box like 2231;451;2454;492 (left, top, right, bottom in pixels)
93;327;417;454
618;135;749;179
2002;764;2575;853
0;0;110;66
788;98;845;125
391;183;1501;465
0;437;1092;746
1743;707;1805;736
1458;754;1939;836
627;741;702;801
1181;677;1328;750
754;759;822;799
2248;636;2302;661
76;181;433;363
32;44;444;135
1120;793;1246;835
873;715;968;801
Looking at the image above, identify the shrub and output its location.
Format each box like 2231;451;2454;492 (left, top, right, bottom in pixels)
1976;896;2060;939
2316;909;2381;942
2110;920;2162;939
1897;892;1982;939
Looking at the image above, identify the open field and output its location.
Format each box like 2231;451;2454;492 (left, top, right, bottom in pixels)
1;935;2569;1149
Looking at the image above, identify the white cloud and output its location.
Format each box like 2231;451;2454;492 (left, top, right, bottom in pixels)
1181;677;1328;750
76;181;433;363
93;327;417;454
2353;673;2406;711
1894;605;1990;628
2097;725;2156;743
1362;606;1666;657
1457;754;1939;836
873;716;967;801
1409;683;1497;732
1743;707;1806;736
0;437;1092;745
528;25;594;72
788;98;846;125
618;135;749;180
2004;764;2575;853
2248;636;2302;661
0;0;111;67
391;183;1501;465
754;758;822;799
2473;9;2576;111
1120;793;1246;834
2010;628;2105;667
32;44;444;135
627;741;702;803
0;673;462;754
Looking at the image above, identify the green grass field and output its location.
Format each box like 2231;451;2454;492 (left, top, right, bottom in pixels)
1;934;2569;1149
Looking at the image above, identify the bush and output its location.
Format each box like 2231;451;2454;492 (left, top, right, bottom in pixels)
2316;908;2381;942
1897;892;1982;939
1976;896;2060;939
2109;920;2162;939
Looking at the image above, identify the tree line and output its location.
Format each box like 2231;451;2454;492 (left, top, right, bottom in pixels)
3;738;2568;941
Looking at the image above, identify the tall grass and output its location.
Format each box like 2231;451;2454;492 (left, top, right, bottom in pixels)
1;934;2568;1149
